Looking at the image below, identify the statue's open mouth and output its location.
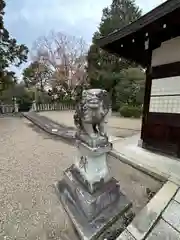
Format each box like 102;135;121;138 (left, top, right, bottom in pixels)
88;98;98;103
87;98;99;108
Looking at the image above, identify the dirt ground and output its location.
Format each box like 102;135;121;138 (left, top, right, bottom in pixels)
0;116;161;240
108;155;163;214
39;111;141;138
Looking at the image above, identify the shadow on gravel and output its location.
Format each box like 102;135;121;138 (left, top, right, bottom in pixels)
26;122;74;144
26;122;59;140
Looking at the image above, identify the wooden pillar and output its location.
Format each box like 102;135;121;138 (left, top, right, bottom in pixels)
141;37;152;141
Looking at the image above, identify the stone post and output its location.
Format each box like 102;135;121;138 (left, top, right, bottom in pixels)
54;89;131;239
31;100;37;112
13;97;19;113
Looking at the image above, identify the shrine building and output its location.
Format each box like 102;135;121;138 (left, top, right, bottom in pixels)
96;0;180;157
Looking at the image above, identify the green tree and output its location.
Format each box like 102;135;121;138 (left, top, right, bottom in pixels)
115;68;145;108
0;0;28;92
22;61;52;91
99;0;142;36
0;83;29;103
0;82;33;112
87;0;142;110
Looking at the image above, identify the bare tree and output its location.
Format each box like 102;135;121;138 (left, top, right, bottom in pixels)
31;31;88;91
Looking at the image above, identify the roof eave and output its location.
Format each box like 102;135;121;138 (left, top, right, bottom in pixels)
96;0;180;48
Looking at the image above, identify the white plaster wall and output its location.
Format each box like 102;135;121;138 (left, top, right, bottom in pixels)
150;37;180;113
151;76;180;96
149;76;180;113
149;95;180;113
152;36;180;67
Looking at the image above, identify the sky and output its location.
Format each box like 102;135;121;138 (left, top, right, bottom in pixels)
4;0;166;76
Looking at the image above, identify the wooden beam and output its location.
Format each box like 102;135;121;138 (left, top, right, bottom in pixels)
141;37;152;140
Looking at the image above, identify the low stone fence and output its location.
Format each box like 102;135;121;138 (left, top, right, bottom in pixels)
0;104;14;114
31;102;75;112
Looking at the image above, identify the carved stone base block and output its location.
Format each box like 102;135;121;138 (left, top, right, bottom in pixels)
54;165;131;240
75;142;112;193
76;132;109;148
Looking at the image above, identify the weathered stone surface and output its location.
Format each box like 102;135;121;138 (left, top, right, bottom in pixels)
118;229;136;240
71;163;111;194
74;89;110;148
75;143;112;193
162;200;180;232
24;112;76;142
62;165;122;220
54;178;131;240
127;181;178;240
146;219;180;240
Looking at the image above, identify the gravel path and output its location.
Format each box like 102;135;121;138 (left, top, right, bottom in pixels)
0;117;77;240
0;116;161;240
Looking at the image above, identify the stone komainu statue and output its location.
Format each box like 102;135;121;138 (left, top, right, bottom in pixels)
74;89;110;146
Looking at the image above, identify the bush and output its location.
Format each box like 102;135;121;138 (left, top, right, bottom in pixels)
119;105;142;118
17;94;32;112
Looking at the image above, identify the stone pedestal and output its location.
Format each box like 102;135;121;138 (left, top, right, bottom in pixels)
54;89;132;239
54;167;131;239
54;142;131;239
